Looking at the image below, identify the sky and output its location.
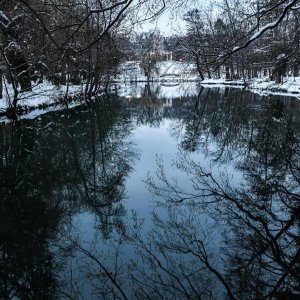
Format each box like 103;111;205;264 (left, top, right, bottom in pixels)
136;0;220;36
139;10;182;36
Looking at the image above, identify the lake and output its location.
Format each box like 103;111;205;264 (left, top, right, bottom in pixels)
0;83;300;299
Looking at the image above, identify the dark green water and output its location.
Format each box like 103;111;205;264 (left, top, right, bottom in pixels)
0;83;300;299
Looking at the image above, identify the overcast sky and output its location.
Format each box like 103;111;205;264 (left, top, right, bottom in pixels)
139;10;182;36
136;0;219;36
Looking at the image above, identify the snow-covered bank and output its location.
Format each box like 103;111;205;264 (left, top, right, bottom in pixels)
117;61;300;98
247;77;300;97
201;78;246;86
201;78;246;90
0;60;198;120
115;61;198;82
0;81;88;123
0;81;84;112
0;82;200;123
2;60;300;123
201;77;300;99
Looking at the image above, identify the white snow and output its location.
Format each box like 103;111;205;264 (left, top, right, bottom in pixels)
249;21;278;41
116;82;199;100
2;59;300;123
201;76;300;99
0;81;84;111
115;60;199;82
247;76;300;99
201;78;246;85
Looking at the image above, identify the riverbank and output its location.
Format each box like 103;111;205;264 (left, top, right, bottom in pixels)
0;81;201;123
201;76;300;98
117;61;300;98
1;63;300;123
115;61;199;82
247;76;300;97
0;81;87;122
0;82;84;111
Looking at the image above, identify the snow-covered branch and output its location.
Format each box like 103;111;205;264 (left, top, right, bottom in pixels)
216;0;299;67
90;0;131;14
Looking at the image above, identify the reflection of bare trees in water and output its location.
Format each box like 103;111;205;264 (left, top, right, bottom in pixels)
68;153;300;299
66;97;137;238
56;232;130;300
68;90;300;299
126;209;230;300
0;122;68;299
0;95;138;299
176;88;300;165
129;88;300;299
53;90;300;299
125;83;196;127
2;88;300;299
135;146;300;299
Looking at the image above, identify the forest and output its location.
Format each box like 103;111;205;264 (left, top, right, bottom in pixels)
0;0;299;117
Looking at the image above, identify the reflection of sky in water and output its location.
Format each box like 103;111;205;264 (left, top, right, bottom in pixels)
69;109;243;297
72;120;182;242
116;81;200;99
73;111;244;228
31;83;300;299
2;82;300;299
65;85;263;298
127;121;176;210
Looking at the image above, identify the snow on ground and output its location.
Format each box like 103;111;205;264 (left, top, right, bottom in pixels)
202;76;300;99
201;78;246;90
201;78;246;85
159;61;199;81
2;60;300;123
247;76;300;98
0;81;84;111
115;60;198;82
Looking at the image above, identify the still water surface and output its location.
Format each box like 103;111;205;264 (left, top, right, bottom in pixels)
1;83;300;299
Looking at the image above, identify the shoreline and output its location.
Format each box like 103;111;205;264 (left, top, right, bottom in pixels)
200;77;300;99
1;77;300;123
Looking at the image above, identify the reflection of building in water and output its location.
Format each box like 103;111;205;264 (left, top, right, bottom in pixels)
117;82;201;123
155;98;173;116
163;98;172;107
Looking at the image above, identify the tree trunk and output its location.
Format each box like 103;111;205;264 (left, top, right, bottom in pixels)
0;70;2;99
194;53;204;81
293;63;299;77
230;63;234;79
5;43;32;92
204;56;211;79
0;8;32;93
225;66;230;80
